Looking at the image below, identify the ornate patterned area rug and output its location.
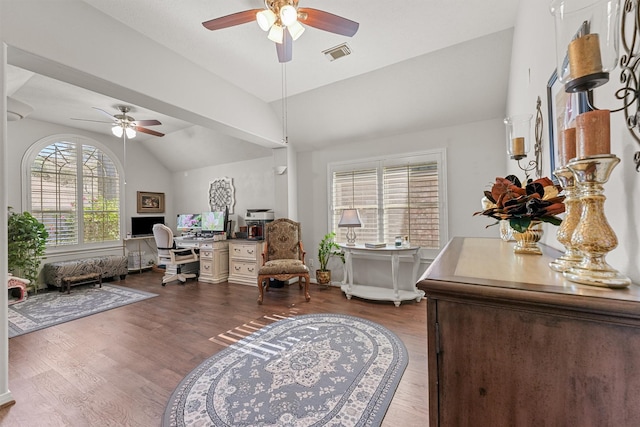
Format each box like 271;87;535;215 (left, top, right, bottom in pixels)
8;284;157;338
164;313;408;427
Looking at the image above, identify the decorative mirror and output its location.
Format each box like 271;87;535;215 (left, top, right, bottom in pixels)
209;177;235;214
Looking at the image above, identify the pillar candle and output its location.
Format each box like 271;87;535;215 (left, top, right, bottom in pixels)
558;127;576;167
568;34;603;79
576;110;610;157
511;137;525;157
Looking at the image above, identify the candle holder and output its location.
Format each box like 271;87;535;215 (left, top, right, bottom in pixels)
564;155;631;287
549;167;583;272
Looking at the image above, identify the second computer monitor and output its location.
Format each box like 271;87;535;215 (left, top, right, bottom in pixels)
201;211;226;233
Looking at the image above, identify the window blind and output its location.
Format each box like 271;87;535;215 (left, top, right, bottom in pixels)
30;140;121;248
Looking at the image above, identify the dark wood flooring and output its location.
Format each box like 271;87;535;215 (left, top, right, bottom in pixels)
1;271;429;426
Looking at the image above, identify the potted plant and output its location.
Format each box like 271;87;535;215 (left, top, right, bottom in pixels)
316;232;344;286
8;207;48;292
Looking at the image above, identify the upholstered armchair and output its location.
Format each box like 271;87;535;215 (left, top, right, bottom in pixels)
153;223;199;286
257;218;310;304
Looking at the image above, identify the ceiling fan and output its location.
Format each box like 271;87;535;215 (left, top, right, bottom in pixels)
72;105;165;138
202;0;359;63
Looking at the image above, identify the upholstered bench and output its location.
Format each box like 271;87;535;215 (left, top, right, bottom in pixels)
43;255;127;290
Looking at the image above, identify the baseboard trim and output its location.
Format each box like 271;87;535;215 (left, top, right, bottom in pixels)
0;390;16;410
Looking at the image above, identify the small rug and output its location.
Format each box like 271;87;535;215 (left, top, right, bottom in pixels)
164;313;408;427
8;283;158;338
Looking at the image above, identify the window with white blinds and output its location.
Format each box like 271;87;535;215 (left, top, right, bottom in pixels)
330;150;447;257
29;137;121;248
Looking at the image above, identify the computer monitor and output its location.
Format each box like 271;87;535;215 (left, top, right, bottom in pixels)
176;213;202;232
131;216;165;237
201;211;226;233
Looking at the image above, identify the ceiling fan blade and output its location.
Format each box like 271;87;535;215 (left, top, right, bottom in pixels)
202;9;262;31
132;119;162;126
70;118;113;124
299;8;359;37
92;107;117;121
135;126;165;137
276;29;293;63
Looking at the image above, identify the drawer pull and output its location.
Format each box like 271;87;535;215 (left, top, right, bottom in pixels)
248;267;254;272
235;266;241;271
247;249;254;255
234;248;241;253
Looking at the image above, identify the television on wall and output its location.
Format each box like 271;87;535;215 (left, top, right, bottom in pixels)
131;216;165;237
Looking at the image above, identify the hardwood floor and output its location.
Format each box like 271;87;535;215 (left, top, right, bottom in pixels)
1;271;429;426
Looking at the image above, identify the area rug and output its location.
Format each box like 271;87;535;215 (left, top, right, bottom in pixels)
8;283;158;338
163;313;408;427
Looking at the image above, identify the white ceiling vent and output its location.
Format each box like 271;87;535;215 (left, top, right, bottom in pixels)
323;43;351;62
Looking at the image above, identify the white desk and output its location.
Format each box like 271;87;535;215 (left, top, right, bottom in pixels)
340;244;424;307
175;237;229;283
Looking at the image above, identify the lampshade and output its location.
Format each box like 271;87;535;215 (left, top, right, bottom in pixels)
280;5;298;26
111;125;124;138
338;208;362;246
125;127;137;139
256;9;277;31
288;20;305;41
338;209;362;227
268;24;284;43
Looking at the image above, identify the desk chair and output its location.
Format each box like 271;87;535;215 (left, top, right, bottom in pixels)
152;223;199;286
257;218;310;304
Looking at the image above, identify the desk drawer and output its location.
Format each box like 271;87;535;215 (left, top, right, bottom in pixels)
200;249;214;260
231;244;259;260
230;260;258;277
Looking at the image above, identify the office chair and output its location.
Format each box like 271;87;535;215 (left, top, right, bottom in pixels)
152;223;199;286
256;218;310;304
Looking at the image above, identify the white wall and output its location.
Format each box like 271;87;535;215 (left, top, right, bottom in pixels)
507;0;640;283
171;157;276;233
297;118;507;281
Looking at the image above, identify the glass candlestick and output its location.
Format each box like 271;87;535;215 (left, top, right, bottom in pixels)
549;167;583;272
564;155;631;288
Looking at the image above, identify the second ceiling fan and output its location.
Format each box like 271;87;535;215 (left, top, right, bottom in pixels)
202;0;359;63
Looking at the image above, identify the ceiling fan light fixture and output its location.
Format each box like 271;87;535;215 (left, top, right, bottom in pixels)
280;5;297;26
125;127;137;139
111;125;124;138
256;9;276;31
268;24;284;43
288;20;305;40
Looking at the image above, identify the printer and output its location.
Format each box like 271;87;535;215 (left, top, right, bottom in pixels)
245;209;274;240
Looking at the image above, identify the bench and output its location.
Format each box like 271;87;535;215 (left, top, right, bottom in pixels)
43;255;127;290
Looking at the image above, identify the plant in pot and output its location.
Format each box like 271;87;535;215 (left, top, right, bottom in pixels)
316;232;344;287
7;207;48;293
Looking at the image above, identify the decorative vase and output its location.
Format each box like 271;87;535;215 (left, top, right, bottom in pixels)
512;221;543;255
316;269;331;286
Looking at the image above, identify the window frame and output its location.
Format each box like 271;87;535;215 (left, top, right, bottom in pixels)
327;149;448;260
22;134;125;255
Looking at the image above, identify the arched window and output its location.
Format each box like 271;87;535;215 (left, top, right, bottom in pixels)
26;135;122;249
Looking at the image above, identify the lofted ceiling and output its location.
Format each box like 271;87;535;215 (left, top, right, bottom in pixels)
6;0;521;172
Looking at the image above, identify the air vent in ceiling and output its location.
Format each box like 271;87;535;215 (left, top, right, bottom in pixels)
323;43;351;62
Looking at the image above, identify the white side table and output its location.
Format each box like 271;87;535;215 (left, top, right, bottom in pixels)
339;244;424;307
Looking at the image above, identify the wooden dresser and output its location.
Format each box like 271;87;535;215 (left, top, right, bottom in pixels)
417;237;640;427
228;239;264;286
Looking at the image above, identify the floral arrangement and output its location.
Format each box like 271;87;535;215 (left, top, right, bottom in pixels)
474;175;565;233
